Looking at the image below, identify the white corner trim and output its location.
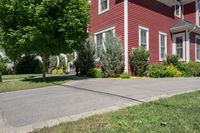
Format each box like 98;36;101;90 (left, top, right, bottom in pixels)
124;0;128;73
196;0;200;26
186;30;190;62
98;0;110;15
138;26;149;50
195;35;200;62
159;32;167;61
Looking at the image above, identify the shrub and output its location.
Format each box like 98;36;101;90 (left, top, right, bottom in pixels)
51;69;64;75
120;73;131;79
16;55;43;74
165;65;182;77
165;55;180;67
130;47;149;76
147;64;167;78
75;41;95;75
87;68;104;78
100;36;124;78
178;62;200;77
0;55;9;82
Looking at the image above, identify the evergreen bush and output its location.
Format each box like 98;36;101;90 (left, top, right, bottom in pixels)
130;47;149;76
75;41;95;75
100;36;124;77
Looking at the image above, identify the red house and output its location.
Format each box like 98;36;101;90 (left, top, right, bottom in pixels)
89;0;200;73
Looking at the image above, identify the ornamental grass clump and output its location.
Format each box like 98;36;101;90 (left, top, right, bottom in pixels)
100;36;124;78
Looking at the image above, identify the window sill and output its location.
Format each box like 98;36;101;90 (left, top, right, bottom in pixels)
98;9;109;15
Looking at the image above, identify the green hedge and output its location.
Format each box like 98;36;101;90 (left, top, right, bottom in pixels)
87;68;104;78
178;62;200;77
147;64;182;78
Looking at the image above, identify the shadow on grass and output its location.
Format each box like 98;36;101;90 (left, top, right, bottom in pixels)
22;75;91;83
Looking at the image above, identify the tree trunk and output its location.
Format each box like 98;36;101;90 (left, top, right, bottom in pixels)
13;60;17;74
41;55;48;82
0;72;2;83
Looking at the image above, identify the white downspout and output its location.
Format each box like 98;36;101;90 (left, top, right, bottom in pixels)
124;0;128;73
196;0;199;26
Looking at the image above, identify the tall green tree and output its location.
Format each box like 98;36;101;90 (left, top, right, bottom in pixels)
0;0;89;81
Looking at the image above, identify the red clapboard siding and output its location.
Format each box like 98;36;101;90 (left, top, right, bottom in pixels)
90;0;197;69
128;0;182;64
90;0;124;46
184;2;196;24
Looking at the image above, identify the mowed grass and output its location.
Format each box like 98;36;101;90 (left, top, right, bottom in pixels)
34;91;200;133
0;74;71;93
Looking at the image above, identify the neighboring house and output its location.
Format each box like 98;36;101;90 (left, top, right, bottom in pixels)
89;0;200;73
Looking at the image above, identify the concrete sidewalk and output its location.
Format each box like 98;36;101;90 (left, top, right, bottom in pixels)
0;77;200;133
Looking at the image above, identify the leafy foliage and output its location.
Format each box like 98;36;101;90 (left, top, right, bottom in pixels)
100;36;124;77
147;64;182;78
75;41;95;75
87;68;104;78
0;55;9;82
51;69;64;75
147;64;167;78
165;65;182;77
178;62;200;77
16;55;43;74
0;0;89;80
120;73;131;79
165;55;180;67
130;47;149;76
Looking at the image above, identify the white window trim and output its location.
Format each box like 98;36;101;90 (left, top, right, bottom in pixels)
159;32;167;61
173;33;186;61
139;26;149;50
195;35;200;62
94;26;115;49
174;3;182;18
98;0;110;15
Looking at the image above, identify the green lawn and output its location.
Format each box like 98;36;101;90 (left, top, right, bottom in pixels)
0;74;71;93
34;91;200;133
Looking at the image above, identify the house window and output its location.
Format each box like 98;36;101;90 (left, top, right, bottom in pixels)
196;35;200;61
96;33;103;57
139;26;149;50
94;27;115;57
174;4;181;18
98;0;109;14
173;33;185;61
159;32;167;61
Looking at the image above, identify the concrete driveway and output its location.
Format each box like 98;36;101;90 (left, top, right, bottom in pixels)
0;78;200;133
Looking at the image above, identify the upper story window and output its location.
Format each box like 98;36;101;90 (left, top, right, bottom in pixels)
174;4;182;18
98;0;109;14
139;26;149;50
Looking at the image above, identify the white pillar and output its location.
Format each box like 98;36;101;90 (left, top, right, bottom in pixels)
196;0;199;26
186;30;190;62
124;0;128;73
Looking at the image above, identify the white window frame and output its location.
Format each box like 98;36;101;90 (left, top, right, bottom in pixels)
174;3;182;18
98;0;109;15
159;32;167;61
94;27;115;56
173;33;186;61
195;35;200;62
139;26;149;50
